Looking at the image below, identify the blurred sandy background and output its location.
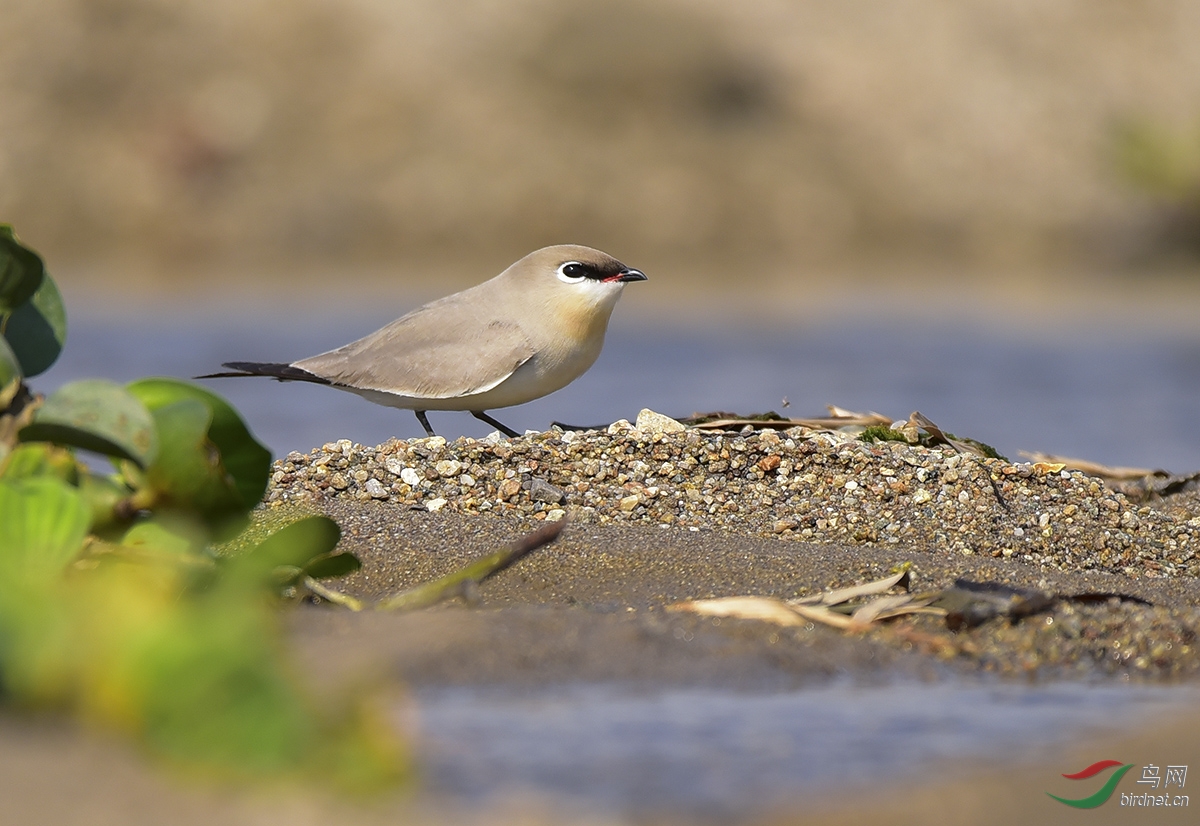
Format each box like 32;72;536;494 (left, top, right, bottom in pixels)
3;0;1200;316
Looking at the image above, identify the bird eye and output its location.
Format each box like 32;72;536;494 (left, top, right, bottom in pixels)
556;262;588;283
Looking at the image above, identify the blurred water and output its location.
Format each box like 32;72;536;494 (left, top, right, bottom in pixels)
413;680;1199;818
41;307;1200;470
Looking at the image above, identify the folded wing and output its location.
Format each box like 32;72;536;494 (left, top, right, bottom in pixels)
294;301;535;401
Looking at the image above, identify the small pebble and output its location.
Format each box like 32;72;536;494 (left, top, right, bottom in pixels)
635;408;686;434
435;459;463;478
530;479;566;505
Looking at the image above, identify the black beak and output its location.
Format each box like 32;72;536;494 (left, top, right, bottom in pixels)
614;268;647;283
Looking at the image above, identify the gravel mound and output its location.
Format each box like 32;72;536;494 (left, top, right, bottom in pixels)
267;414;1199;580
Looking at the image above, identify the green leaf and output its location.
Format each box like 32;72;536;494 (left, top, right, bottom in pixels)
4;273;67;377
0;334;21;409
0;226;45;316
0;442;80;484
77;472;133;533
120;516;208;557
141;397;237;516
0;476;90;585
19;379;159;466
133;596;317;775
303;550;361;581
127;379;271;511
229;515;342;587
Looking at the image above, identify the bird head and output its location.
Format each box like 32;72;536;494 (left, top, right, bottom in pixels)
502;244;647;344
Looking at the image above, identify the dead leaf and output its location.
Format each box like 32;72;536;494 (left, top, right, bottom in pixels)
682;407;892;432
909;411;991;458
672;565;923;631
669;596;810;627
850;594;937;624
787;601;866;630
1019;451;1164;480
792;566;911;606
1031;462;1067;475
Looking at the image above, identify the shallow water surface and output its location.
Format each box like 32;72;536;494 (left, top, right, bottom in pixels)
44;309;1200;470
412;680;1198;818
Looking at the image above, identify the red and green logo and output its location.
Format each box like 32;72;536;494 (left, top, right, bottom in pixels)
1047;760;1135;808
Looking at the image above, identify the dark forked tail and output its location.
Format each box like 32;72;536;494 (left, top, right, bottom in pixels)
195;362;332;385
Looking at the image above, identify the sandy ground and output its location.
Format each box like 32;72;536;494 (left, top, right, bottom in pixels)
298;502;1200;685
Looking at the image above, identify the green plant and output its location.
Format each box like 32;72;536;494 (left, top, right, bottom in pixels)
1114;119;1200;202
858;424;913;445
858;412;1006;461
0;226;405;790
1112;117;1200;257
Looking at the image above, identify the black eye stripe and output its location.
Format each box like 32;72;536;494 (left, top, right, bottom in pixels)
559;261;623;281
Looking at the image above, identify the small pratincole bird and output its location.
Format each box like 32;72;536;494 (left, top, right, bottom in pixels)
199;245;647;438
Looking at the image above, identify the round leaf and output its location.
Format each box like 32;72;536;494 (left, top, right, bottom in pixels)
136;399;255;540
142;397;237;515
3;272;67;377
0;476;90;585
0;225;45;315
127;379;271;510
20;379;159;466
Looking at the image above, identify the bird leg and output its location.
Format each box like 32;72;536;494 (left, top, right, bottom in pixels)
414;410;437;437
472;410;520;438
